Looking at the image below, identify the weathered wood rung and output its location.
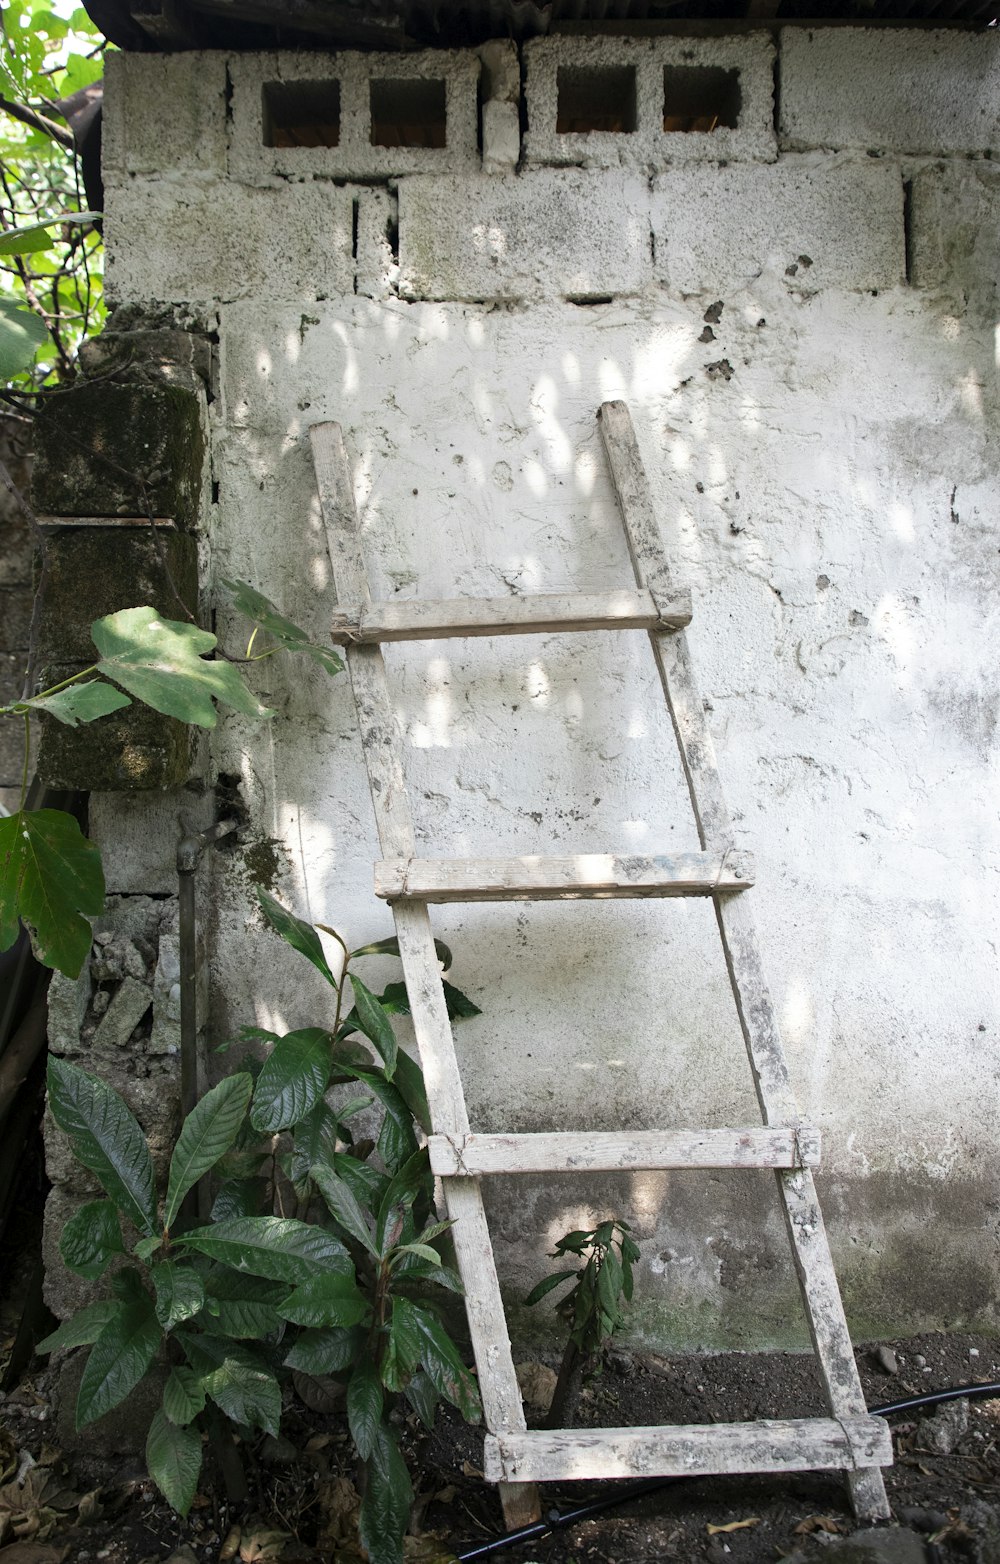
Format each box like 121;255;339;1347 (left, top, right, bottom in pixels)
330;586;692;644
428;1126;821;1176
376;849;754;903
483;1416;893;1484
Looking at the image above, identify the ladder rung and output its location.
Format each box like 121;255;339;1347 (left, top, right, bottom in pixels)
428;1126;821;1176
376;850;753;902
484;1416;893;1484
330;587;692;644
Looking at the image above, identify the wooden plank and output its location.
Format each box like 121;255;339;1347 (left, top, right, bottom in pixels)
483;1416;893;1484
429;1126;821;1175
310;422;540;1532
599;400;891;1522
376;849;754;902
329;587;692;644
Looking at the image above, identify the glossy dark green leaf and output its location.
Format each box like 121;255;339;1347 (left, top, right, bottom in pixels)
390;1050;430;1133
37;1299;121;1354
330;1151;388;1214
0;298;48;378
209;1176;266;1222
58;1198;124;1280
392;1298;481;1422
133;1235;162;1262
151;1260;206;1330
344;1070;417;1175
24;679;131;727
404;1371;438;1430
163;1365;206;1426
219;578;344;677
1;810;104;978
311;1163;378;1255
257;888;338;987
376;1149;430;1256
92;607;274;727
359;1422;412;1564
0;211;102;255
203;1270;288;1340
283;1326;360;1376
442;981;481;1020
146;1407;201;1516
47;1058;157;1235
288;1101;340;1188
276;1273;369;1329
347;1356;383;1460
552;1229;593;1256
178;1216;351;1285
165;1073;253;1230
524;1270;578;1307
350;935;452;972
76;1292;160;1428
178;1334;281;1436
349;976;397;1079
250;1029;332;1133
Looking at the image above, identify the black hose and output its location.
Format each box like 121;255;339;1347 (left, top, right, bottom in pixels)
456;1381;1000;1561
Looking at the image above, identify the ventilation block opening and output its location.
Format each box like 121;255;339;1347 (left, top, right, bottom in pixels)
663;66;741;133
557;66;637;135
263;80;341;148
370;78;447;148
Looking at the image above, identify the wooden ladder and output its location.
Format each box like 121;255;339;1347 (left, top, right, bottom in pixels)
309;403;892;1528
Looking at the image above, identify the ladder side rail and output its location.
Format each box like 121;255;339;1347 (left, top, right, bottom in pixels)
598;401;890;1522
310;423;540;1530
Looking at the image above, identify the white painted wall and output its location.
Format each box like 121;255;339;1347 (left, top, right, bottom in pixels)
98;28;1000;1347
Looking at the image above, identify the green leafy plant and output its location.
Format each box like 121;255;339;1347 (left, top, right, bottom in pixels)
41;890;483;1564
525;1219;639;1428
0;586;343;978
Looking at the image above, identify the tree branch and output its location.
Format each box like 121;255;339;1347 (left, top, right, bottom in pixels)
0;95;74;149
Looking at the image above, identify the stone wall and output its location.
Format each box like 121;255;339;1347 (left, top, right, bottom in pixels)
48;27;1000;1350
0;413;35;814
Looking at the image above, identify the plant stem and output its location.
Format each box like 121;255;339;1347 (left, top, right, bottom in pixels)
544;1339;580;1430
17;713;28;813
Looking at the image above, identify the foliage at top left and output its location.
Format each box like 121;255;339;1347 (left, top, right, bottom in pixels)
0;4;106;386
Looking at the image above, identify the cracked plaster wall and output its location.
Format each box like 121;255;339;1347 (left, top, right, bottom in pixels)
90;27;1000;1349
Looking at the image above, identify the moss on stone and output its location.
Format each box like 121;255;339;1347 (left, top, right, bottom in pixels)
36;526;198;663
31;382;205;528
36;662;192;790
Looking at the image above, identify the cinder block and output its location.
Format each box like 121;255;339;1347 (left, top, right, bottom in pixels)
524;34;776;169
779;28;1000;155
103;177;354;306
102;51;228;178
652;156;904;295
36;666;194;791
228;49;480;183
479;41;520;173
398;170;652;302
909;161;1000;310
32;382;204;525
355;188;399;300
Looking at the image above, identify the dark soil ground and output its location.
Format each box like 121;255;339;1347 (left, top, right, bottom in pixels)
2;1327;1000;1564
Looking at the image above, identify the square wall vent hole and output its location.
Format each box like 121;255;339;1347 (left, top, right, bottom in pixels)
263;80;340;147
370;78;447;147
663;66;740;133
557;66;637;134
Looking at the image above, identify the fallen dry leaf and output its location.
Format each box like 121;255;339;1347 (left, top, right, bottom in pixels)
460;1461;483;1480
239;1523;291;1563
793;1515;843;1536
220;1525;242;1562
706;1517;760;1535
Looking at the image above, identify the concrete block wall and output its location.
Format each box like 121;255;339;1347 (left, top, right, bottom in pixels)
79;26;1000;1352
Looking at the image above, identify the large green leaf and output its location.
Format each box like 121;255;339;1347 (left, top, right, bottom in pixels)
151;1260;206;1330
91;607;274;727
147;1407;202;1516
22;680;131;727
391;1051;430;1134
0;212;102;256
178;1334;282;1436
392;1299;481;1423
341;1069;417;1176
347;1357;383;1460
203;1270;287;1340
351;935;453;972
524;1270;578;1308
58;1199;124;1280
348;976;397;1079
0;298;48;379
0;809;104;978
37;1299;121;1354
359;1422;412;1564
219;578;344;677
375;979;480;1022
276;1273;369;1329
164;1073;253;1230
288;1101;340;1189
257;889;338;988
250;1030;332;1134
163;1365;207;1426
376;1150;430;1256
283;1326;361;1376
329;1150;388;1214
47;1058;157;1236
178;1216;351;1285
403;1372;438;1430
311;1163;378;1256
76;1293;160;1427
210;1177;266;1222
